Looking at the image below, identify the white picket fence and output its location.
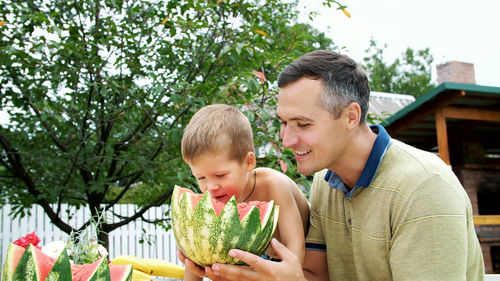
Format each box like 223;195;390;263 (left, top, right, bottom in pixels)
0;203;182;268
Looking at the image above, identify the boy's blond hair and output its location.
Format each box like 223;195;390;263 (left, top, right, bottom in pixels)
181;104;255;163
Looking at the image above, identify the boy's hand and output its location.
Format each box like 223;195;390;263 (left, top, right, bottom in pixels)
208;239;306;281
178;250;234;281
177;250;206;277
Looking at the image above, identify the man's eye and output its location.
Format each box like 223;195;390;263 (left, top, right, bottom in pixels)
298;123;310;128
197;177;205;180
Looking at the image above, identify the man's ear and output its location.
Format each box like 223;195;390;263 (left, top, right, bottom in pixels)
246;152;256;171
344;102;361;129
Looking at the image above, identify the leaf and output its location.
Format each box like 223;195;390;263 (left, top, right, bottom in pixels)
253;70;266;85
341;9;351;18
245;44;254;52
253;30;269;37
279;159;288;174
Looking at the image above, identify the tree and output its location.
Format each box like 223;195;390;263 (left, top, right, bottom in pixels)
362;39;435;98
0;0;339;248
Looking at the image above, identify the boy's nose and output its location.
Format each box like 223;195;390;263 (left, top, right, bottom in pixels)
206;182;219;191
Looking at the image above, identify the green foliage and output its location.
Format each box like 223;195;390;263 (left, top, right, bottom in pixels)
366;111;391;126
0;0;337;245
67;211;108;264
362;39;435;98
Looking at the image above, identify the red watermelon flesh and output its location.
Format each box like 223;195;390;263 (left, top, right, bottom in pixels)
71;261;131;281
237;201;269;223
72;263;131;281
109;264;133;281
33;245;57;280
177;187;225;216
71;262;90;279
177;187;270;224
9;244;25;272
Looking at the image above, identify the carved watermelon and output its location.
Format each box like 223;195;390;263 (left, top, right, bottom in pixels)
1;243;132;281
171;185;279;266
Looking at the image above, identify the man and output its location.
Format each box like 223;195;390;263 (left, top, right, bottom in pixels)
182;50;485;281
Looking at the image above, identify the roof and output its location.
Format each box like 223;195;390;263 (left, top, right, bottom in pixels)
382;82;500;156
368;91;415;121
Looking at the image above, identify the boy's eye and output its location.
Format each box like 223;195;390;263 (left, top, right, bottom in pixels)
196;176;205;180
216;174;226;178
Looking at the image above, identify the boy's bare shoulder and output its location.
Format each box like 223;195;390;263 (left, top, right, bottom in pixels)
254;168;310;227
255;167;297;190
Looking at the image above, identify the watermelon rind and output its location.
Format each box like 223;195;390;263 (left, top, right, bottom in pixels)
12;244;39;281
81;257;112;281
89;257;111;281
1;243;24;281
45;246;72;281
172;185;279;266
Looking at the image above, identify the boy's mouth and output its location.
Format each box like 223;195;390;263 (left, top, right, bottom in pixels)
213;193;230;203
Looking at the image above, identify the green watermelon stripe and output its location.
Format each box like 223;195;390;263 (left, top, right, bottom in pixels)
45;246;72;281
12;245;38;281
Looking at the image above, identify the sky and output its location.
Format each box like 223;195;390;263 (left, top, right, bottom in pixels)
297;0;500;87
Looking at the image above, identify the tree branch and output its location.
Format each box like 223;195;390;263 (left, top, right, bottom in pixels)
104;187;174;231
0;130;75;234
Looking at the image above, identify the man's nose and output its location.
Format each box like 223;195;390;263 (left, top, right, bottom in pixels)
280;126;298;148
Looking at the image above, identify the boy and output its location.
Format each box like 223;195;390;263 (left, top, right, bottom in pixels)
179;104;310;281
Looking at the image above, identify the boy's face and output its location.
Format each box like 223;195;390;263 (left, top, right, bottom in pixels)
187;150;254;203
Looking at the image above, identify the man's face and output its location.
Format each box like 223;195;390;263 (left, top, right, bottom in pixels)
277;77;349;175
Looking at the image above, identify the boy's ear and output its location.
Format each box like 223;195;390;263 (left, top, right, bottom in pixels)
246;152;256;171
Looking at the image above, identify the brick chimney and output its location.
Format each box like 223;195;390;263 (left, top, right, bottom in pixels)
436;61;476;84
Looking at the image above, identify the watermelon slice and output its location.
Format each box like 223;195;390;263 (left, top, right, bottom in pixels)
12;244;57;280
1;243;132;281
109;264;132;281
172;185;279;266
72;257;111;281
45;245;72;281
1;243;25;281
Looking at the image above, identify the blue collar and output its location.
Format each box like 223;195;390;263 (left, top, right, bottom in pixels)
324;124;392;197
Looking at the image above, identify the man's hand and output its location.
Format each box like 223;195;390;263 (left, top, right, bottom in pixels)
209;238;306;281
